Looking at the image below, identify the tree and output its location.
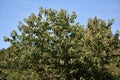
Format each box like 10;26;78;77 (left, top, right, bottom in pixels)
0;7;120;80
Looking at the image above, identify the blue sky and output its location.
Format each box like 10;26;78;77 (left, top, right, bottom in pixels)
0;0;120;49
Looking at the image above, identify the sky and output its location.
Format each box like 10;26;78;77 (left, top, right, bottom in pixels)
0;0;120;49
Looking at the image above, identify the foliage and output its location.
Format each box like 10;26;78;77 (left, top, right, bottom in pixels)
0;7;120;80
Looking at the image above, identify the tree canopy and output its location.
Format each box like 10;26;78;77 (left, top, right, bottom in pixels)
0;7;120;80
